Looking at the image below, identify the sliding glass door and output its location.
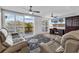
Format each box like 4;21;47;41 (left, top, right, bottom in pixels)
2;10;34;37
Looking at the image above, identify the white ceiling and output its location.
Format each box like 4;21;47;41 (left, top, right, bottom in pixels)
32;6;79;17
1;6;79;18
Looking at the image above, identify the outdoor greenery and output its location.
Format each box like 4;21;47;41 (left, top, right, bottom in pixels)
24;23;33;28
7;21;33;33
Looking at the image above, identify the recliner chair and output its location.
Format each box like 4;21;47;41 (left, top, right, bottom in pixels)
39;30;79;53
0;28;29;53
59;30;79;53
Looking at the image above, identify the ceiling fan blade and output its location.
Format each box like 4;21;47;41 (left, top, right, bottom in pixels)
32;11;40;13
28;6;40;13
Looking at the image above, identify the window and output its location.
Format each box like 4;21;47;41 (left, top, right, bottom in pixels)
16;15;24;34
3;13;16;33
24;16;34;35
2;10;34;37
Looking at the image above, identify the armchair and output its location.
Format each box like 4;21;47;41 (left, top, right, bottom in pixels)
0;28;29;53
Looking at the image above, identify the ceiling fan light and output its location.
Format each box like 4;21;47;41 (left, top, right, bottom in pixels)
29;12;33;14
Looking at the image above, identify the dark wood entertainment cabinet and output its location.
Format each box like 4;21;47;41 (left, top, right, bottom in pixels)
65;15;79;33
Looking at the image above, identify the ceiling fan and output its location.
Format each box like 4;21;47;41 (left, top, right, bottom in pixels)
28;6;40;13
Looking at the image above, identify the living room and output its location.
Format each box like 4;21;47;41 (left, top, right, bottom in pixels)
0;6;79;53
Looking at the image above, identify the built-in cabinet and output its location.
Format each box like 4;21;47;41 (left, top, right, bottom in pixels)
65;16;79;33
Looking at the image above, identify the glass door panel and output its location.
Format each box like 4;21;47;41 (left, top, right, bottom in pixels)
16;15;24;34
24;16;34;36
3;13;15;33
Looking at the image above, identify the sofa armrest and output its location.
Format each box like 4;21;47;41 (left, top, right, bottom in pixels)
39;42;52;53
56;46;64;53
3;41;29;53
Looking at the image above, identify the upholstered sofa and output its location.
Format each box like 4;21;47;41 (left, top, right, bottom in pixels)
0;28;29;53
39;30;79;53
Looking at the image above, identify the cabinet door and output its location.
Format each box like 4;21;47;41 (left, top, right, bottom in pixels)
65;16;79;33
